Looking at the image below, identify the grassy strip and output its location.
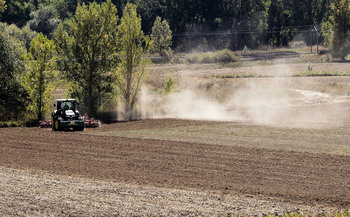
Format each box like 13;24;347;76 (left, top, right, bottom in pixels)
0;121;24;128
214;71;350;79
0;119;40;128
293;71;350;77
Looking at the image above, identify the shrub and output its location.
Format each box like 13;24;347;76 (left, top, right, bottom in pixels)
242;45;249;55
162;74;177;95
185;49;239;64
307;62;313;71
214;49;239;63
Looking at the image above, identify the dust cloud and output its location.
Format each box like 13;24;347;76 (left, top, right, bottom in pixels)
140;88;243;121
139;64;350;128
140;78;293;124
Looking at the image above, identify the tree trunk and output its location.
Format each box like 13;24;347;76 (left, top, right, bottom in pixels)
88;69;94;117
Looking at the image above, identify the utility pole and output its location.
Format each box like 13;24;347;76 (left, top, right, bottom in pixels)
310;25;313;53
314;25;319;54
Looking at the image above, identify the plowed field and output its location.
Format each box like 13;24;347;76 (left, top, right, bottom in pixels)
1;118;350;215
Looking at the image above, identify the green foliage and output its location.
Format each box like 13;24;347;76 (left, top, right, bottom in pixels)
55;0;119;117
330;0;350;60
0;0;33;27
0;0;6;13
321;20;335;48
133;0;163;33
0;0;341;51
50;0;77;21
0;22;38;50
27;5;60;38
162;74;177;95
0;28;28;121
322;0;350;60
151;16;172;59
23;33;57;121
116;3;151;120
266;0;293;46
0;120;25;128
186;49;239;64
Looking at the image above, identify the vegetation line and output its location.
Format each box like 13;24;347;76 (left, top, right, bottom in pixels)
215;72;350;79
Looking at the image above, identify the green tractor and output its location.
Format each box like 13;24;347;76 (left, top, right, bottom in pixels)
51;99;84;131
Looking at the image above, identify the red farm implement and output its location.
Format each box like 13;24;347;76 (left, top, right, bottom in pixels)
84;113;100;128
39;119;52;128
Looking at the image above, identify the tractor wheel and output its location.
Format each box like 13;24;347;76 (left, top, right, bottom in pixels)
54;120;60;131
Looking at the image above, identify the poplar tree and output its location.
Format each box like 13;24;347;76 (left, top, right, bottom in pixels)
116;3;151;120
23;33;56;121
151;16;172;59
55;0;119;117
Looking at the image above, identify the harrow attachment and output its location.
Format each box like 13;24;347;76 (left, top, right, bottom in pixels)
84;114;100;128
39;119;52;128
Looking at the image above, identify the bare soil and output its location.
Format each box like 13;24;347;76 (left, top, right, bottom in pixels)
1;119;350;215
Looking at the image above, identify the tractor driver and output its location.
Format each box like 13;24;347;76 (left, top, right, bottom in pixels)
63;103;69;110
60;103;69;120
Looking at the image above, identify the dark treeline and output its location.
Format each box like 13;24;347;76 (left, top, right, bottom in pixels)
0;0;334;51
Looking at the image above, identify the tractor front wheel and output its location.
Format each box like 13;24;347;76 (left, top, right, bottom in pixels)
53;120;60;131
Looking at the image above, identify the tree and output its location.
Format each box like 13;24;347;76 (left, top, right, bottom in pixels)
0;0;6;13
0;0;32;27
1;22;38;50
23;33;57;121
266;0;293;46
116;3;151;120
0;28;28;121
133;0;164;33
52;0;79;21
55;0;119;117
331;0;350;60
27;5;60;38
151;16;172;59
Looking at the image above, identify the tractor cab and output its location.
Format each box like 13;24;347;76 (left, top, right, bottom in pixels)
55;99;78;119
57;100;76;111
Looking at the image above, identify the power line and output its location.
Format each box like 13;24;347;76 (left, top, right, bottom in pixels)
171;24;321;36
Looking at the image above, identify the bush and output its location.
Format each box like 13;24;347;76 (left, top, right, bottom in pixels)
214;49;239;63
185;49;239;64
163;74;177;95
